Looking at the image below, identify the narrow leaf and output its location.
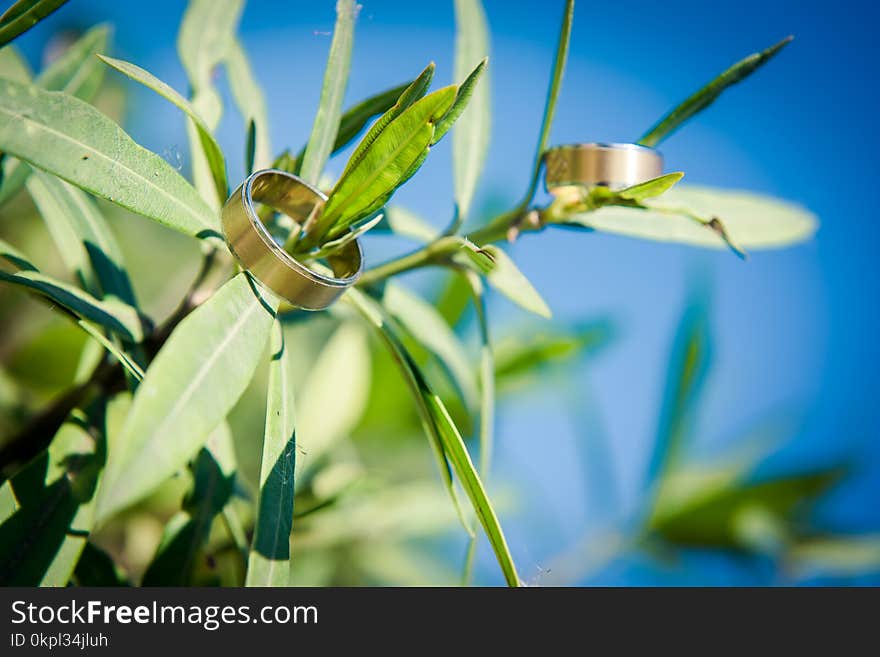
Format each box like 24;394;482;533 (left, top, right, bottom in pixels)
98;54;228;204
247;322;296;586
566;185;817;252
26;169;137;305
0;25;109;206
480;245;551;318
522;0;573;207
0;252;145;342
226;39;272;171
617;172;684;202
95;273;278;525
638;37;793;147
0;78;220;240
347;289;519;586
384;282;480;415
299;0;358;185
0;0;69;48
318;86;457;239
462;271;494;477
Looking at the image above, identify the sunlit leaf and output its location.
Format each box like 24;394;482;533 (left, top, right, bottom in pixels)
479;245;551;318
98;54;228;205
0;44;31;82
247;323;296;586
0;78;220;240
373;205;439;243
638;37;792;147
566;185;817;251
95;273;278;525
225;39;271;172
384;282;479;414
617;172;684;202
299;0;357;185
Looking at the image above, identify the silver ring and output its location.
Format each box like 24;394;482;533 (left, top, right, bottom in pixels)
221;169;363;311
544;143;664;191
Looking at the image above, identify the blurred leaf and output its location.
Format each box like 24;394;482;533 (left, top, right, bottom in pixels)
0;79;221;240
0;25;109;206
299;0;357;185
296;321;370;475
347;289;520;586
0;44;31;82
0;412;103;586
26;169;137;305
638;37;792;147
385;282;479;415
566;185;816;252
177;0;243;206
648;466;844;550
522;0;573;206
247;323;296;586
786;536;880;578
643;299;711;493
98;55;228;205
480;245;551;318
317;86;457;241
448;0;489;222
465;272;494;477
142;422;236;585
225;39;271;172
0;0;69;48
95;273;278;525
494;319;614;389
374;205;439;243
0;242;146;342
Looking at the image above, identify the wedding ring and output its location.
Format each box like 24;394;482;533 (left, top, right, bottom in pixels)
221;169;363;311
544;143;663;192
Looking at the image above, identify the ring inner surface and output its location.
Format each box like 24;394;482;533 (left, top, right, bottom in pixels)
249;172;360;281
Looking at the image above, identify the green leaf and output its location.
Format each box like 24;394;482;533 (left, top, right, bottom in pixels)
26;169;137;305
463;272;494;477
225;39;271;172
649;466;844;550
246;323;296;586
644;298;711;493
299;0;358;185
346;288;520;586
177;0;244;206
77;319;145;381
0;245;145;342
317;86;457;239
338;63;435;182
522;0;573;207
0;44;31;82
95;273;278;525
296;321;371;475
494;319;614;389
565;185;817;252
34;24;108;99
384;282;479;415
98;54;228;205
0;0;69;48
374;205;440;243
0;78;220;240
142;422;236;585
786;536;880;578
480;245;551;318
0;411;103;586
638;36;792;148
0;25;109;206
617;172;684;202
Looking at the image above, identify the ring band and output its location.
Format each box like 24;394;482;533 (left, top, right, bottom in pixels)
544;143;663;192
221;169;363;311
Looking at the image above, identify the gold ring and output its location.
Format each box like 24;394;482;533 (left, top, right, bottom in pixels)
221;169;363;311
544;143;663;192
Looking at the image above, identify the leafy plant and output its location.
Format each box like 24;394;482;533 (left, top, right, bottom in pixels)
0;0;827;587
